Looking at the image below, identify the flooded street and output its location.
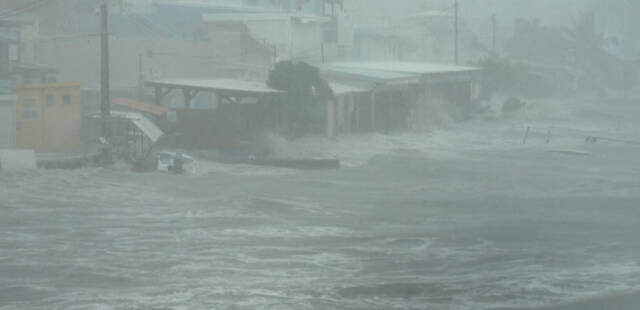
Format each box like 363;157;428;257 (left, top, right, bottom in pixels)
2;97;640;310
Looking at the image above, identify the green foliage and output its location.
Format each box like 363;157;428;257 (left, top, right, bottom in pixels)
470;56;519;99
502;12;633;93
267;61;333;136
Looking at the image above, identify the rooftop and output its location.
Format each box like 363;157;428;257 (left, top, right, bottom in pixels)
203;12;330;23
329;82;367;96
410;10;454;19
329;62;479;75
145;79;282;95
322;62;481;88
113;97;169;117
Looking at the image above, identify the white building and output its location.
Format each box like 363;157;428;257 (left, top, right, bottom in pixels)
203;11;353;64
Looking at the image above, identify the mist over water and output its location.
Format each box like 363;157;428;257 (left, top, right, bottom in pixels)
2;93;640;310
2;0;640;309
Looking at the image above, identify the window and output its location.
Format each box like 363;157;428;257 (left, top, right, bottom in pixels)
21;99;40;121
46;95;55;107
62;95;71;105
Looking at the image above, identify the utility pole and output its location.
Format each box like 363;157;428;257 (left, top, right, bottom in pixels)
100;0;110;130
491;13;497;55
138;53;143;99
454;0;459;65
100;0;112;165
272;44;278;63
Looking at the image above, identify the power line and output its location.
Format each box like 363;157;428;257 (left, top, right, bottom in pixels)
0;0;55;18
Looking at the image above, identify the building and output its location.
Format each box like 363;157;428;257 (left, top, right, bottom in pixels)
145;79;281;149
352;26;415;61
323;62;482;132
0;28;15;77
0;17;57;85
203;12;337;65
201;0;353;65
0;94;16;148
242;0;335;15
14;83;82;152
325;82;367;137
0;0;71;35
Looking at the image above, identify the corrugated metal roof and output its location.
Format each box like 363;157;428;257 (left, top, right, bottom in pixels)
325;67;417;82
330;62;480;75
410;10;454;19
329;82;367;96
145;79;281;95
113;97;168;117
323;62;480;88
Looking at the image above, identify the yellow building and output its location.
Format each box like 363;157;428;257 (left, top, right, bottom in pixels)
14;83;82;152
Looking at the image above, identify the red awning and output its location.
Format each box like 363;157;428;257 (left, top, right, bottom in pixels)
113;97;168;117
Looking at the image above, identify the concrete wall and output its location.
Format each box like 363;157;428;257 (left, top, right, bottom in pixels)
326;93;358;137
174;101;266;149
36;37;230;90
14;83;82;152
205;17;327;64
0;0;70;35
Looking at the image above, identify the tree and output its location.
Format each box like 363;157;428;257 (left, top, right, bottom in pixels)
469;56;519;99
267;61;333;136
503;12;630;93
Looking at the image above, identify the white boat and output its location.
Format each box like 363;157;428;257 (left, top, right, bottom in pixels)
157;151;196;173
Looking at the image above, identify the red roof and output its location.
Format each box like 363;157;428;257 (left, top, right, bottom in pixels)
113;97;168;117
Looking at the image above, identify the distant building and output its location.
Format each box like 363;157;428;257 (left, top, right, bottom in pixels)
0;17;57;86
14;83;82;152
0;94;16;148
145;79;281;149
352;27;414;61
325;82;367;137
0;0;71;35
242;0;336;16
323;62;482;133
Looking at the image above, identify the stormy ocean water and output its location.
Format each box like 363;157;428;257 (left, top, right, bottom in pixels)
2;96;640;310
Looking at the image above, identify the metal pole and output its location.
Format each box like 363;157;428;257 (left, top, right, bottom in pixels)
491;14;497;54
454;0;459;65
321;43;325;64
138;53;143;99
100;0;111;134
100;0;112;166
273;45;277;63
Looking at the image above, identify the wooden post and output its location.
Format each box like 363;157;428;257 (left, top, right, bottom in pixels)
182;89;198;109
326;99;333;137
355;94;360;132
155;87;162;106
99;0;112;167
